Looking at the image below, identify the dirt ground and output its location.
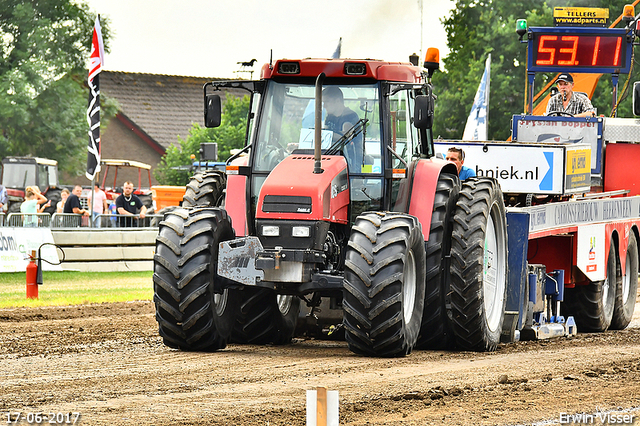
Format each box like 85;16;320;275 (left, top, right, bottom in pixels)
1;293;640;426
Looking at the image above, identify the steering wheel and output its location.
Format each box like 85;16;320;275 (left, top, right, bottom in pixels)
547;111;574;117
262;147;285;170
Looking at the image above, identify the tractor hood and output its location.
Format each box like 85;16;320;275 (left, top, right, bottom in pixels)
256;155;349;224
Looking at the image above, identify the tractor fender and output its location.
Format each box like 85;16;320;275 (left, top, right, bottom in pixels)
406;158;458;241
225;156;249;236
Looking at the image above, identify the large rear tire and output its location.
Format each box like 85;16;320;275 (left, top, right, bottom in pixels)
449;177;508;352
182;170;226;208
153;207;240;351
565;237;617;332
231;288;300;345
611;232;639;329
343;212;426;357
415;173;460;349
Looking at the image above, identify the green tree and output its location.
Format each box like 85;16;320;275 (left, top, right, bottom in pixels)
0;0;112;175
432;0;638;141
154;94;250;186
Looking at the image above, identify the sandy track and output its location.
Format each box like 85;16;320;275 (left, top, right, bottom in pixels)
1;297;640;425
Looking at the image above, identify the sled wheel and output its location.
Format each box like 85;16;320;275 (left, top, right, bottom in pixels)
153;207;240;350
415;173;460;349
343;212;426;357
565;237;618;332
449;177;508;351
182;170;226;208
611;232;639;329
232;288;300;345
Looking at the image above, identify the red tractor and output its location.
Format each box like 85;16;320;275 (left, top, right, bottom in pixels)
153;53;508;356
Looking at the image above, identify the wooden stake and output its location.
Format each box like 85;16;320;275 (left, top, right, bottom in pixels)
316;386;327;426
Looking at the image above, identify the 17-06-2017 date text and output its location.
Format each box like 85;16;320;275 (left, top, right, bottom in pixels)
5;412;80;424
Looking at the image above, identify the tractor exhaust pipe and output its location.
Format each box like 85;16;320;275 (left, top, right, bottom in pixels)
314;73;326;174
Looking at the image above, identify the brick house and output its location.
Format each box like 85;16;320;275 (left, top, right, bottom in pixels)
99;71;246;186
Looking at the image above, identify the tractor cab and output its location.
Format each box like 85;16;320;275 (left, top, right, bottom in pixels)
205;58;438;233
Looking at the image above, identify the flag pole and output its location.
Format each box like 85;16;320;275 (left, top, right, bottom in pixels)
86;14;104;228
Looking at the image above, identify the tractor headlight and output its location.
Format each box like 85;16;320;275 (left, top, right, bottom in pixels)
262;225;280;237
291;226;310;238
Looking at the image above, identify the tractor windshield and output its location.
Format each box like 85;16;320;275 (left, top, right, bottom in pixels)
252;82;381;175
2;163;36;189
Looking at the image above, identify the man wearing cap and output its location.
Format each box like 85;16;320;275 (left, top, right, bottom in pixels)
545;73;596;118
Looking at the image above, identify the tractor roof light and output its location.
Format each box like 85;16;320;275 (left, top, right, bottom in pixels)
278;62;301;74
344;62;367;75
423;48;440;79
623;4;635;22
516;19;527;40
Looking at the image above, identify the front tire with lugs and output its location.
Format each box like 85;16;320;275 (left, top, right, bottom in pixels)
153;207;239;351
450;177;508;352
343;212;426;357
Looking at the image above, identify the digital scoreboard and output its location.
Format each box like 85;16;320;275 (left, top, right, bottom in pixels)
527;27;632;73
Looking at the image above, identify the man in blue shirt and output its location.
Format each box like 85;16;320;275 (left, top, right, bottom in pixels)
446;147;476;180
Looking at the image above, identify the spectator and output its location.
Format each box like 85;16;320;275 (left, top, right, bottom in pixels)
56;188;70;213
446;147;476;180
88;183;109;227
63;185;90;226
0;183;7;213
20;186;48;227
115;181;147;227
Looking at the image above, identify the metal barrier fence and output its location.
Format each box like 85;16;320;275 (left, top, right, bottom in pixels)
5;212;163;228
6;213;52;228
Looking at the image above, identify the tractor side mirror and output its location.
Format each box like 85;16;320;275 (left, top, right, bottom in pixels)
205;94;222;128
633;82;640;116
414;95;433;129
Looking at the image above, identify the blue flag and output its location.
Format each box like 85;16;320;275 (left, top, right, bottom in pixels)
463;54;490;141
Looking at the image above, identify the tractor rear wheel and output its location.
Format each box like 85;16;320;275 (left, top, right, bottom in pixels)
343;212;426;357
611;232;639;329
565;238;617;332
153;207;240;351
231;288;300;345
182;170;226;208
449;177;508;352
415;173;459;349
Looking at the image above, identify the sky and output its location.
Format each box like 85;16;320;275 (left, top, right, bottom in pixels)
82;0;455;78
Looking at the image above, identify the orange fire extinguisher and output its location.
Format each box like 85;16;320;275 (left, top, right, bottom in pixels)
26;250;38;299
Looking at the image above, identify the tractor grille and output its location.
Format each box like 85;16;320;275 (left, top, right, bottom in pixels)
262;195;312;214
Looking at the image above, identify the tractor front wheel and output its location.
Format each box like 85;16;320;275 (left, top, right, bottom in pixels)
153;207;240;351
343;212;426;357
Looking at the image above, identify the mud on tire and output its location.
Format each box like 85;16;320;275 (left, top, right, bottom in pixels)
343;212;426;357
153;207;240;351
415;173;460;349
182;170;226;208
449;177;508;352
231;288;300;345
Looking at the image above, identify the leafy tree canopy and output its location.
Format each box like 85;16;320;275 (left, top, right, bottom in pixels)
432;0;639;141
154;94;250;186
0;0;113;176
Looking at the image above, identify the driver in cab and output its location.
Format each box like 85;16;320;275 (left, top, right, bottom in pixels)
322;86;363;171
545;73;596;118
